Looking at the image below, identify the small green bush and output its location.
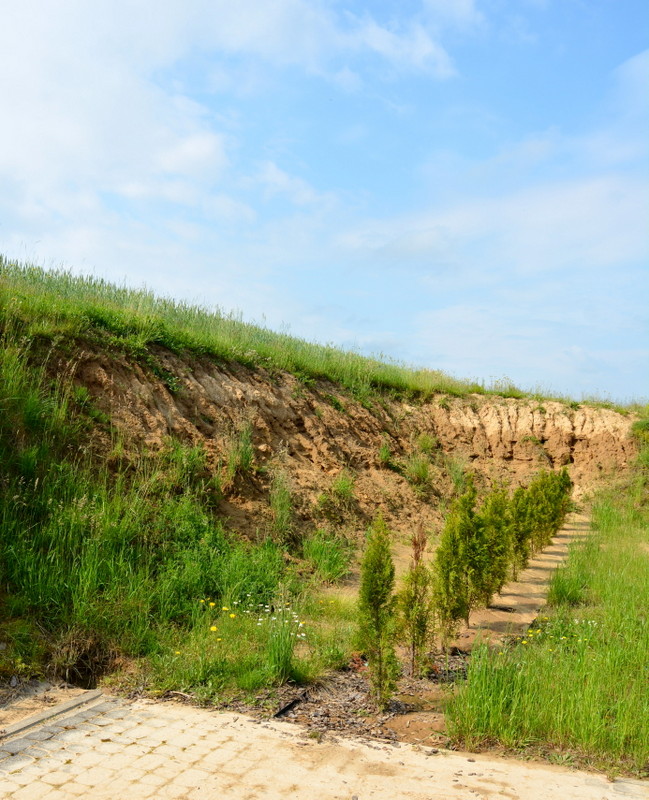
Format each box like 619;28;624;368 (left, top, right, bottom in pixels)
358;514;399;709
397;524;434;676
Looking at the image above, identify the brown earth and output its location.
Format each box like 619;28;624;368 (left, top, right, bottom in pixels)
69;344;637;542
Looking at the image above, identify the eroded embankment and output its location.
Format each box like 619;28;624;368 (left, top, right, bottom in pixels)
69;344;636;539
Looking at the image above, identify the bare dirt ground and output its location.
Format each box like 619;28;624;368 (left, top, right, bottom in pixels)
0;683;85;729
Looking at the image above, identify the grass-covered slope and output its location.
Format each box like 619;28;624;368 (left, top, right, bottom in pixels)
0;256;527;401
0;323;359;693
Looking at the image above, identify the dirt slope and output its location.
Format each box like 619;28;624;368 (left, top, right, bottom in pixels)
72;345;636;539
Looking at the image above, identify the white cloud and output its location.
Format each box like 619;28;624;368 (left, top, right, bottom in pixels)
254;162;336;208
423;0;483;29
156;132;229;179
356;19;455;77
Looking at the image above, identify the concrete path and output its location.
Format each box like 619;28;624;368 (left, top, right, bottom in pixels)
0;695;647;800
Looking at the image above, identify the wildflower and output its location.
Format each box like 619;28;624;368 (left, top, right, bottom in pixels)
210;626;218;632
216;638;222;642
229;613;236;619
209;602;216;607
175;650;181;655
522;640;528;644
222;606;229;611
199;599;205;604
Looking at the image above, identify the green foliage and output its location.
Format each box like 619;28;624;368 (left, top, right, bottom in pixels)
526;469;573;553
416;433;438;455
631;417;649;445
358;514;399;709
269;469;294;543
447;466;649;776
316;470;356;522
476;486;512;600
433;476;489;638
403;453;432;494
302;529;352;583
265;596;302;684
397;524;434;676
508;486;534;579
0;257;585;403
331;469;355;504
225;421;255;483
378;440;394;468
0;330;293;685
445;454;467;494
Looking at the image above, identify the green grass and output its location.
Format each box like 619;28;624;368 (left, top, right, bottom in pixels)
3;256;638;410
0;324;356;691
0;256;521;402
446;455;649;776
302;529;353;583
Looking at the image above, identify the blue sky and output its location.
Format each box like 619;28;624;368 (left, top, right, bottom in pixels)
1;1;647;401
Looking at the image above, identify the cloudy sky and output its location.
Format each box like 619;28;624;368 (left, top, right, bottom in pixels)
1;1;647;401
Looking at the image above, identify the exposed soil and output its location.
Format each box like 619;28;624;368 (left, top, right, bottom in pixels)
0;680;85;729
68;344;636;543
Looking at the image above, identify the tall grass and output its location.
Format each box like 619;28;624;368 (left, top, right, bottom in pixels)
0;315;361;690
446;459;649;775
0;324;291;683
1;256;508;400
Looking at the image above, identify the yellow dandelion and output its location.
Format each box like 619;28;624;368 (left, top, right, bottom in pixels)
210;626;218;632
522;640;528;644
174;650;181;655
222;606;229;611
229;613;236;619
209;602;216;607
216;638;222;642
199;599;205;604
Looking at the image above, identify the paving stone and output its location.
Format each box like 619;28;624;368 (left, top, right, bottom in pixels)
70;750;106;769
0;778;21;794
41;769;80;786
24;728;56;742
11;783;55;800
0;739;33;756
155;784;191;799
51;781;88;796
131;753;169;771
0;754;36;773
168;767;212;788
73;766;117;786
139;772;168;788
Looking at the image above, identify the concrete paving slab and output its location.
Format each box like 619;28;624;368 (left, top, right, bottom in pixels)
0;695;646;799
